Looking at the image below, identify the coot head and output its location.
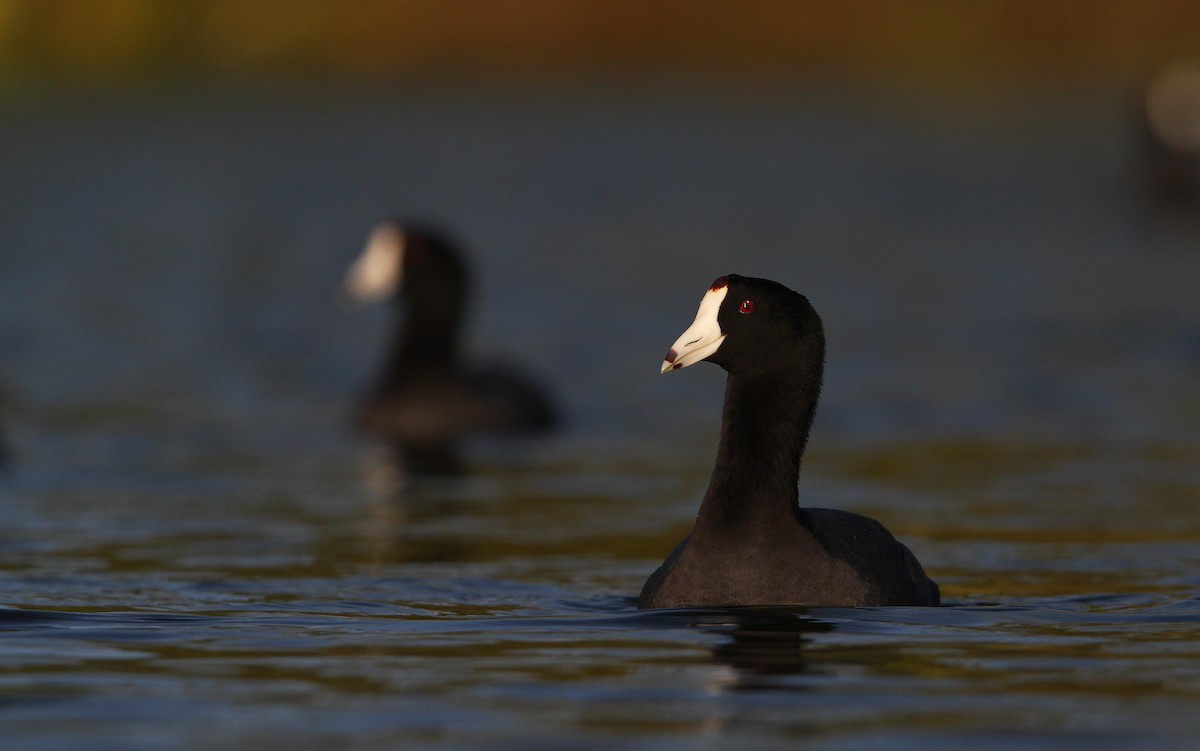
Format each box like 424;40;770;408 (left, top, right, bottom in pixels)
343;221;467;307
661;274;824;378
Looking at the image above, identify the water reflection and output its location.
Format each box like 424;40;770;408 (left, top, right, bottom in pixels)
706;610;834;686
642;608;835;688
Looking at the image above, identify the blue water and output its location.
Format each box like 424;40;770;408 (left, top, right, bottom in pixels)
1;81;1198;749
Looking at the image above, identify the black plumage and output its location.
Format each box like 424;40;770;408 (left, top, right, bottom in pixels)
639;275;939;608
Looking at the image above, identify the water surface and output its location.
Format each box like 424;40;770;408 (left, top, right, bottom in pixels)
1;82;1198;749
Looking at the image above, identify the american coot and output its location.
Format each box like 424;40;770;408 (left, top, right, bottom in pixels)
639;275;940;608
344;221;555;473
1141;62;1200;208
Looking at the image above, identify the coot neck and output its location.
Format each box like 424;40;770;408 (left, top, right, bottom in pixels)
695;367;820;532
379;284;466;385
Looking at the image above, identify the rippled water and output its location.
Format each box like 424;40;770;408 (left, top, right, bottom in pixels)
1;81;1198;749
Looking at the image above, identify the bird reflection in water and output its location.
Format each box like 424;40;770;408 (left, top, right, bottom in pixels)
654;608;835;690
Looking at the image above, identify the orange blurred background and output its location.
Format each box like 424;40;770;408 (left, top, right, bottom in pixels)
2;0;1200;91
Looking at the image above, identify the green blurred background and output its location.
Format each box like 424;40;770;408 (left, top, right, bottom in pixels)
3;0;1200;93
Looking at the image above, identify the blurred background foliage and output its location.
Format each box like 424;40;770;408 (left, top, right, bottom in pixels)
2;0;1200;94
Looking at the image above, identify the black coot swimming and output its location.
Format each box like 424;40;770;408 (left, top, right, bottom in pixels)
1140;62;1200;209
639;275;939;608
344;221;555;473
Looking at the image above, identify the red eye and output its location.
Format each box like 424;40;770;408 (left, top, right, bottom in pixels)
738;299;755;314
